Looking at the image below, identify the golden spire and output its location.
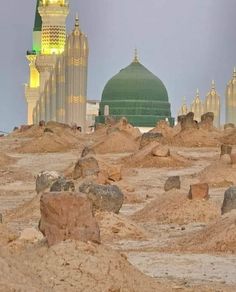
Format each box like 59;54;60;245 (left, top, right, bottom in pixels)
233;67;236;79
133;48;139;63
211;80;215;89
75;12;80;28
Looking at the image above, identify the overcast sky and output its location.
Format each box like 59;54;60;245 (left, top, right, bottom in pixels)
0;0;235;131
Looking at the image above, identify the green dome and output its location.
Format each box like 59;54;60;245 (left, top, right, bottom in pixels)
96;58;174;127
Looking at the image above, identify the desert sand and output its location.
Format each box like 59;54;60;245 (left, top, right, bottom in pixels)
0;119;236;291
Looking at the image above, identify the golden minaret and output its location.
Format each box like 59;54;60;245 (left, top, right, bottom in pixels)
226;68;236;125
178;97;188;116
205;80;220;128
191;89;204;122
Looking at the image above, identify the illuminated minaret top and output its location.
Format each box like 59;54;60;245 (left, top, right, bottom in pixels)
191;89;204;122
38;0;69;55
205;80;221;128
226;67;236;125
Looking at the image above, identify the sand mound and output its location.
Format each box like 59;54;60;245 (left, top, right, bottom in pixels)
169;128;221;147
198;160;236;186
150;120;177;138
5;195;40;227
9;240;169;292
0;153;16;167
92;130;139;154
132;190;220;225
0;224;18;246
17;132;76;153
174;211;236;253
122;142;190;168
95;211;148;242
0;250;45;291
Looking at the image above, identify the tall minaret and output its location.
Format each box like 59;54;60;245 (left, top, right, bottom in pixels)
178;97;188;116
25;0;41;125
226;68;236;125
205;80;221;128
191;89;204;122
65;15;89;131
36;0;69;93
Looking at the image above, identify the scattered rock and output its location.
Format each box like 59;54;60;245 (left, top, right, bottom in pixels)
79;183;124;214
140;132;163;148
39;120;46;127
81;146;96;158
188;183;209;200
50;177;75;192
152;145;170;157
39;192;101;246
0;213;2;224
107;164;122;182
221;144;232;156
224;123;235;130
19;228;44;243
164;176;181;192
44;128;54;133
199;112;214;130
36;171;61;194
221;187;236;214
178;112;199;131
73;156;99;179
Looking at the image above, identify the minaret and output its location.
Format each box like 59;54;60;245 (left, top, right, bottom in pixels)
36;0;69;94
178;97;188;116
65;14;89;131
191;89;204;122
25;0;41;124
226;68;236;125
205;80;221;128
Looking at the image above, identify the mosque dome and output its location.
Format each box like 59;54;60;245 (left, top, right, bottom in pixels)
96;52;174;127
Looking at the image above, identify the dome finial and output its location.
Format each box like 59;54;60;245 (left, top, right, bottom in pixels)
211;80;215;89
233;67;236;78
75;12;80;28
133;48;139;63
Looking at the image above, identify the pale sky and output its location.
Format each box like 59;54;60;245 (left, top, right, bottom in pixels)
0;0;235;131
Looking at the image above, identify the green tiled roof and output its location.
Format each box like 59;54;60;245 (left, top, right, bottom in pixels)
96;60;174;127
34;0;42;32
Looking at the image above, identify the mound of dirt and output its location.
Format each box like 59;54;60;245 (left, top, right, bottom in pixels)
17;132;76;153
122;142;190;168
8;240;170;292
169;128;221;147
198;160;236;187
0;224;18;246
5;195;40;227
92;130;139;154
150;120;177;138
0;153;16;167
131;190;220;225
95;211;148;242
174;211;236;253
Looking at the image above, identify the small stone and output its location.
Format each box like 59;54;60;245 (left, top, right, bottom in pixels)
36;171;61;194
79;182;124;214
44;128;54;133
152;145;170;157
0;213;2;224
164;176;181;191
221;186;236;214
81;146;95;158
50;177;75;192
188;183;209;200
39;191;100;247
73;156;99;179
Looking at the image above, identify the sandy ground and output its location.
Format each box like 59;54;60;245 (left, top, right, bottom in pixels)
0;133;236;291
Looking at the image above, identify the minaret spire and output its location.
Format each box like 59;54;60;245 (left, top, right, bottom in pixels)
211;80;215;89
34;0;42;32
233;67;236;78
133;48;139;63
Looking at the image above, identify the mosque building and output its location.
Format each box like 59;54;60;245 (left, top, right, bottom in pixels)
225;68;236;125
96;51;174;129
179;81;221;127
25;0;89;131
205;80;220;128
